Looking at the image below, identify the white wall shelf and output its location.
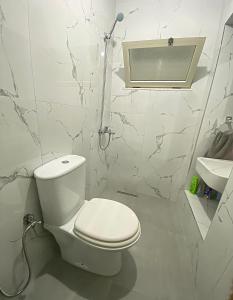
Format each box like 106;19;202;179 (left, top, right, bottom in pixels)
185;190;219;239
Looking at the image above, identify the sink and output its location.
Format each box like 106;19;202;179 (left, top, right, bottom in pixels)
196;157;233;193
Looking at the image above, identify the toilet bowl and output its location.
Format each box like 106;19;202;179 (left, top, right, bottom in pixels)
34;155;141;276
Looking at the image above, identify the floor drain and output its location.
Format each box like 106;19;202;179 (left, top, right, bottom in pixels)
117;190;138;197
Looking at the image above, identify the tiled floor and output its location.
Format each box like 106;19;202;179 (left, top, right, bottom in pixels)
23;189;201;300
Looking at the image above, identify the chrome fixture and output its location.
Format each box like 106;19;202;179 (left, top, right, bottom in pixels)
226;116;233;129
98;126;115;150
0;215;43;298
98;13;124;151
104;12;124;41
98;126;115;135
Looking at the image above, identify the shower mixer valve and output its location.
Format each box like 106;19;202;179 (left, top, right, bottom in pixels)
98;126;115;135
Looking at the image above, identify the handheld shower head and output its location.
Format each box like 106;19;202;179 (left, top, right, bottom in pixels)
105;12;124;40
116;12;124;22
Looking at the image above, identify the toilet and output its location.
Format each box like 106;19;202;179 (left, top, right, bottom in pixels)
34;155;141;276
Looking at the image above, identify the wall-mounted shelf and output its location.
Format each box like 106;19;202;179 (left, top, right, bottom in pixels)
185;190;219;239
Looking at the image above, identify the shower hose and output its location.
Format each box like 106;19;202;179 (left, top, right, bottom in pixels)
98;131;111;151
0;219;42;298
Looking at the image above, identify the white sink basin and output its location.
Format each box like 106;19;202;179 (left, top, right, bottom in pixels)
196;157;233;193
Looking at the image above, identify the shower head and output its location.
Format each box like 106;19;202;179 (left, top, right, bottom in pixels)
105;12;124;40
116;12;124;22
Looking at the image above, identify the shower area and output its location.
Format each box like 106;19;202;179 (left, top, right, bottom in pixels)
98;12;124;151
1;0;233;299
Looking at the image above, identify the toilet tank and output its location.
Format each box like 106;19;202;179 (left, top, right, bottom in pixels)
34;155;86;226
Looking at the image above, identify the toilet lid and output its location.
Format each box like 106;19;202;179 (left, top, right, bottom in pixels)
73;198;139;242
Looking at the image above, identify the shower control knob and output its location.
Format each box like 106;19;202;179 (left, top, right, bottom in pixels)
99;126;115;135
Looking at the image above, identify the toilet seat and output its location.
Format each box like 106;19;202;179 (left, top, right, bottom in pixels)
75;227;141;249
73;198;140;250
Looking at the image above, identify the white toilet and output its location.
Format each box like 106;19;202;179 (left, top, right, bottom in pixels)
34;155;141;276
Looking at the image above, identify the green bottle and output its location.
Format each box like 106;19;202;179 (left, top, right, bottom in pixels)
189;176;199;194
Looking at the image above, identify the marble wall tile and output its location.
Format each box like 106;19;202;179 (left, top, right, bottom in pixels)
29;0;94;106
36;101;87;162
0;0;57;292
0;0;34;101
28;0;115;199
0;177;57;292
107;111;145;193
191;4;233;298
187;21;233;187
0;0;116;294
107;0;225;200
86;132;110;198
29;0;114;108
0;96;41;174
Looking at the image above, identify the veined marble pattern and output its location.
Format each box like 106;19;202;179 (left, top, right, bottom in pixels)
0;0;57;291
37;101;87;162
108;0;224;200
0;0;232;299
189;24;233;166
0;0;115;294
29;0;115;196
192;6;233;300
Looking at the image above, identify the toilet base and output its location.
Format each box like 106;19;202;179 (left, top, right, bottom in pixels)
49;226;122;276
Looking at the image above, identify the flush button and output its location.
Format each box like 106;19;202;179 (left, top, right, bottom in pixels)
62;160;69;164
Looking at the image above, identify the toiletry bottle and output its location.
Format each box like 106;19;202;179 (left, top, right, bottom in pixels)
189;176;199;194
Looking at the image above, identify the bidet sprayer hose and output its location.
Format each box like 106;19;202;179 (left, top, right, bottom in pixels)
0;219;43;298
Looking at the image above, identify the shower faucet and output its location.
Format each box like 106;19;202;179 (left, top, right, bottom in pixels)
98;126;115;135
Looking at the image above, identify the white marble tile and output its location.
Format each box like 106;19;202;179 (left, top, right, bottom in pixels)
0;0;116;293
108;0;224;200
28;0;113;109
137;96;197;199
0;176;58;291
36;101;88;162
1;1;232;299
110;76;152;114
0;97;41;174
189;7;233;297
188;24;233;182
0;0;35;101
107;111;145;194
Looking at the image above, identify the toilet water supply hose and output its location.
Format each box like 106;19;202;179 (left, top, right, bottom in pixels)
0;219;42;298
